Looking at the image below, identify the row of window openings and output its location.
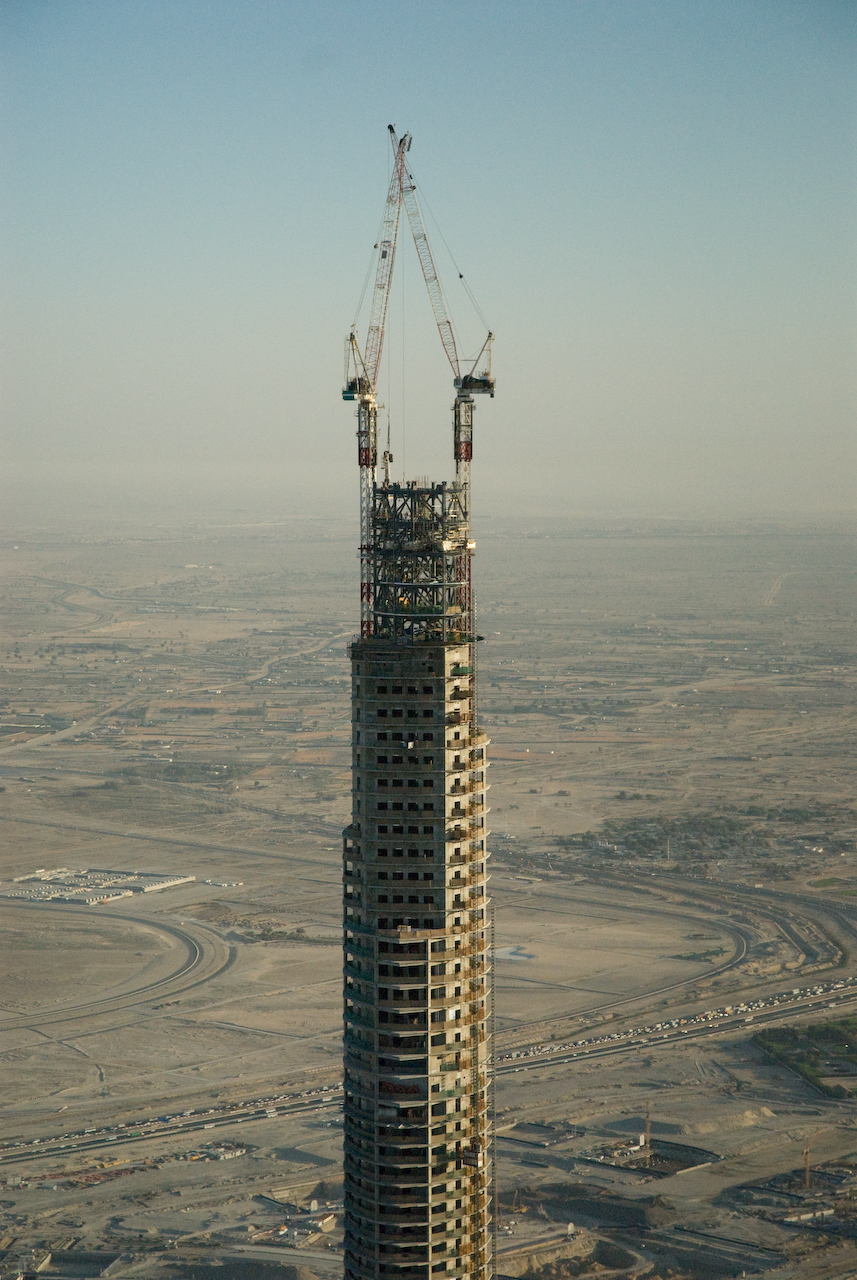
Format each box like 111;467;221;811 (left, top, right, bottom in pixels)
346;1024;475;1044
349;845;474;857
367;757;471;774
375;987;462;1000
372;783;480;797
376;733;433;742
372;759;477;772
348;1158;469;1181
342;1167;470;1182
368;863;481;879
363;1227;468;1242
358;684;469;698
370;892;474;904
377;802;434;812
375;1199;469;1214
376;710;435;720
366;964;462;979
364;1206;469;1224
376;755;433;765
373;734;468;761
342;1214;472;1236
377;780;434;789
376;871;434;881
345;1174;467;1198
374;917;448;930
377;849;434;858
374;805;479;818
374;685;435;695
346;1150;473;1171
376;895;436;904
377;825;435;835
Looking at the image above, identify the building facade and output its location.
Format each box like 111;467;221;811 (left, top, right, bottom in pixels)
343;472;494;1280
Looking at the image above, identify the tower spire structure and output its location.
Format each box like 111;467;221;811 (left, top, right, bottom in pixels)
342;128;496;1280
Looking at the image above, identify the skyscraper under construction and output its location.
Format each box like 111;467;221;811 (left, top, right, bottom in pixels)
342;128;496;1280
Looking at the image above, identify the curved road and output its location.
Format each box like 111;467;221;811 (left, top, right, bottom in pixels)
492;886;752;1043
0;903;235;1032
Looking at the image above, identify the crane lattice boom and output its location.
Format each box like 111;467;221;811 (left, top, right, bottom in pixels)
343;126;410;400
362;129;409;393
401;172;460;379
342;126;495;636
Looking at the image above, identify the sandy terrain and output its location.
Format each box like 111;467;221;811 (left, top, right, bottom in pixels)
0;514;855;1277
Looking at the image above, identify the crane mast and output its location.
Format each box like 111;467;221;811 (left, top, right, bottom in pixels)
343;126;411;637
400;164;494;504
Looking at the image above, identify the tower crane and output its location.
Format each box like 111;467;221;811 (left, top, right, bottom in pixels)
399;148;494;499
343;126;411;637
342;125;495;634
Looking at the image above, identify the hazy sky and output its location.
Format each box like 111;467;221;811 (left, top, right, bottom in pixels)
3;0;855;524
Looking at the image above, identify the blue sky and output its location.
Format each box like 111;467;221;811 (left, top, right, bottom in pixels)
3;0;855;522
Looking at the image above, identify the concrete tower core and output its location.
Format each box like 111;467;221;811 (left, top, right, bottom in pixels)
343;470;494;1280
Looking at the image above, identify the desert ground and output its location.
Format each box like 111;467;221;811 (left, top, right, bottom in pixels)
0;513;855;1279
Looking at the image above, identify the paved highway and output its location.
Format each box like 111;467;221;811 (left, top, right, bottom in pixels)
4;866;856;1169
0;1087;343;1166
498;866;855;1042
5;972;857;1168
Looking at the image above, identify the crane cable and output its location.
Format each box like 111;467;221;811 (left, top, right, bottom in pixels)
401;220;406;480
352;139;395;331
353;164;492;368
386;136;394;470
351;243;378;332
410;173;492;336
351;197;390;331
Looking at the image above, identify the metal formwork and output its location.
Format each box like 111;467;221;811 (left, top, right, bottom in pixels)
369;482;472;645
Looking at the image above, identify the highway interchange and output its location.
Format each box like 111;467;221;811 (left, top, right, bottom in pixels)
4;845;857;1175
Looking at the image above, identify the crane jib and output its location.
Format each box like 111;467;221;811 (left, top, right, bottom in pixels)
342;128;495;407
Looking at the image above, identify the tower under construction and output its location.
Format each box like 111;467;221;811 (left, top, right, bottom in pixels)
342;128;496;1280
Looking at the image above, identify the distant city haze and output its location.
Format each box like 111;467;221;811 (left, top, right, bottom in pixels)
4;0;855;524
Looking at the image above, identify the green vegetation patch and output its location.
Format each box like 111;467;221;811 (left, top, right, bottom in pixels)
236;928;337;945
113;758;253;784
557;811;747;861
554;800;855;865
755;1018;857;1097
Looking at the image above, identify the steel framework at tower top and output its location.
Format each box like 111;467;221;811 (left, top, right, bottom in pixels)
343;125;495;639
